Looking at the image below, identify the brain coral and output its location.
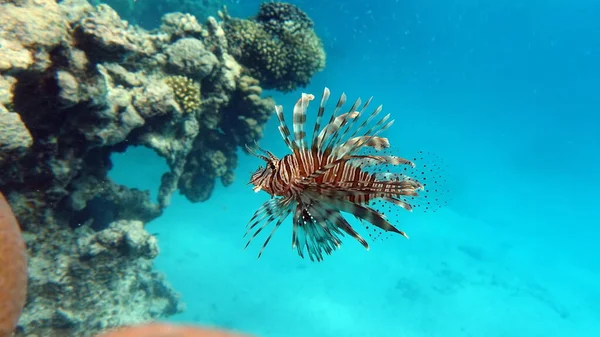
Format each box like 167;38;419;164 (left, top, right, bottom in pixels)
222;2;326;92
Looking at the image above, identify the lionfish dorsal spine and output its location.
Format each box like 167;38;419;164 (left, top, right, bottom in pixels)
334;97;375;147
292;93;314;149
274;104;298;152
336;108;393;157
341;104;383;147
335;137;390;158
245;143;271;163
311;87;331;151
328;98;371;149
323;110;361;154
315;92;346;151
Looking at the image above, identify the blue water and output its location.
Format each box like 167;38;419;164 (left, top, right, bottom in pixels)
110;0;600;336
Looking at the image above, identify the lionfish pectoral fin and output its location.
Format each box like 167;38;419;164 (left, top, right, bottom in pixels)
296;195;370;251
291;205;302;250
256;214;288;259
289;200;350;261
326;196;409;239
244;198;293;258
383;197;413;212
324;209;370;250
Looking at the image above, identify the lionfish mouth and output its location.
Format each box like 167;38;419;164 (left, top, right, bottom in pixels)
244;87;449;262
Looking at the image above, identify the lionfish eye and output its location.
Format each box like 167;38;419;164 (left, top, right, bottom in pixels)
268;162;276;170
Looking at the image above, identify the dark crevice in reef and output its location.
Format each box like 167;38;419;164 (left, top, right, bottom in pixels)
68;196;119;231
12;71;63;131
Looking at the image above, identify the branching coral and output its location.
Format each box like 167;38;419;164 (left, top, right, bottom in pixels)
165;75;202;114
221;2;326;92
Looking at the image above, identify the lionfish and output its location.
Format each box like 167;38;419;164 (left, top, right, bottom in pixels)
245;88;447;261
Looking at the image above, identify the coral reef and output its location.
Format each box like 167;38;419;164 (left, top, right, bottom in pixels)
221;2;326;92
1;0;324;334
0;0;308;334
1;191;249;337
0;0;277;226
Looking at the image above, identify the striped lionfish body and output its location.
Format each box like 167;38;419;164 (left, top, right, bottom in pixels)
246;88;435;262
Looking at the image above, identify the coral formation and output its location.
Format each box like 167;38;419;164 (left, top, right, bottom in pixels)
0;0;277;224
0;108;32;164
0;0;314;334
165;75;202;114
14;219;182;337
1;0;324;334
164;38;218;79
221;2;326;92
1;191;248;337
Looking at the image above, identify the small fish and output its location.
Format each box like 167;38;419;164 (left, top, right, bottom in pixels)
245;88;446;262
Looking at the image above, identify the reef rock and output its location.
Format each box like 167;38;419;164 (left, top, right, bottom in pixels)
15;219;183;337
0;108;33;164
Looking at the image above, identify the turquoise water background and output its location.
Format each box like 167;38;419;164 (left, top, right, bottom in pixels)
110;0;600;336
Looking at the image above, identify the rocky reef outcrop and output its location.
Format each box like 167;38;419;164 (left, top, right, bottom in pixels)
0;0;277;224
0;0;324;335
16;219;183;337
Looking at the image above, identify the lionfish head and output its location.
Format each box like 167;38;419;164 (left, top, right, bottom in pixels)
246;144;279;195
